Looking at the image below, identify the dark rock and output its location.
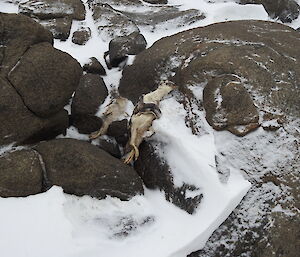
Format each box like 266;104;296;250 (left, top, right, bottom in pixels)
108;32;147;67
83;57;106;75
0;13;53;76
119;20;300;136
0;77;68;146
34;138;144;200
239;0;300;23
70;115;103;134
40;17;72;41
72;27;91;45
21;110;69;145
98;138;122;158
90;2;140;41
0;150;43;197
71;73;108;134
8;42;82;118
72;74;107;115
203;75;259;135
134;140;202;214
107;119;129;146
19;0;86;20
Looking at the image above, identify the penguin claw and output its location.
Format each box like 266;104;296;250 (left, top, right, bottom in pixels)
89;130;101;140
123;149;135;164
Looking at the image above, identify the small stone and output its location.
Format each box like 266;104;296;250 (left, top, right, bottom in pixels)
72;27;91;45
83;57;106;76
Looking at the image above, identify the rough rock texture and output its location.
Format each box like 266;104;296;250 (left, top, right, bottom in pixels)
107;119;129;146
97;138;122;158
239;0;300;23
0;150;43;197
89;0;204;41
19;0;86;20
122;6;205;30
83;57;106;75
135;140;203;214
0;72;68;146
90;2;140;41
119;20;300;135
8;42;82;118
40;18;72;41
203;75;259;136
0;13;53;76
108;32;147;67
189;123;300;257
0;13;82;145
34;138;144;200
71;73;108;134
72;27;91;45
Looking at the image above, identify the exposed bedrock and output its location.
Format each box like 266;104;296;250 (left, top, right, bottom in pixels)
34;138;144;200
0;13;82;146
119;20;300;136
239;0;300;23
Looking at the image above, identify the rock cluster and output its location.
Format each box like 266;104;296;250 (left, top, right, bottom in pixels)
119;20;300;135
0;13;81;146
1;2;299;256
19;0;86;40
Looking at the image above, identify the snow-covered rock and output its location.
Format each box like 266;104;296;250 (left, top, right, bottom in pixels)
34;138;144;200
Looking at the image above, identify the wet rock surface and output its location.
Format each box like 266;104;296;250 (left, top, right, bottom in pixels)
34;138;144;200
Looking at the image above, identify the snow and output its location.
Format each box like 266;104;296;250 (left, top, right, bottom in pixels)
0;0;298;256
